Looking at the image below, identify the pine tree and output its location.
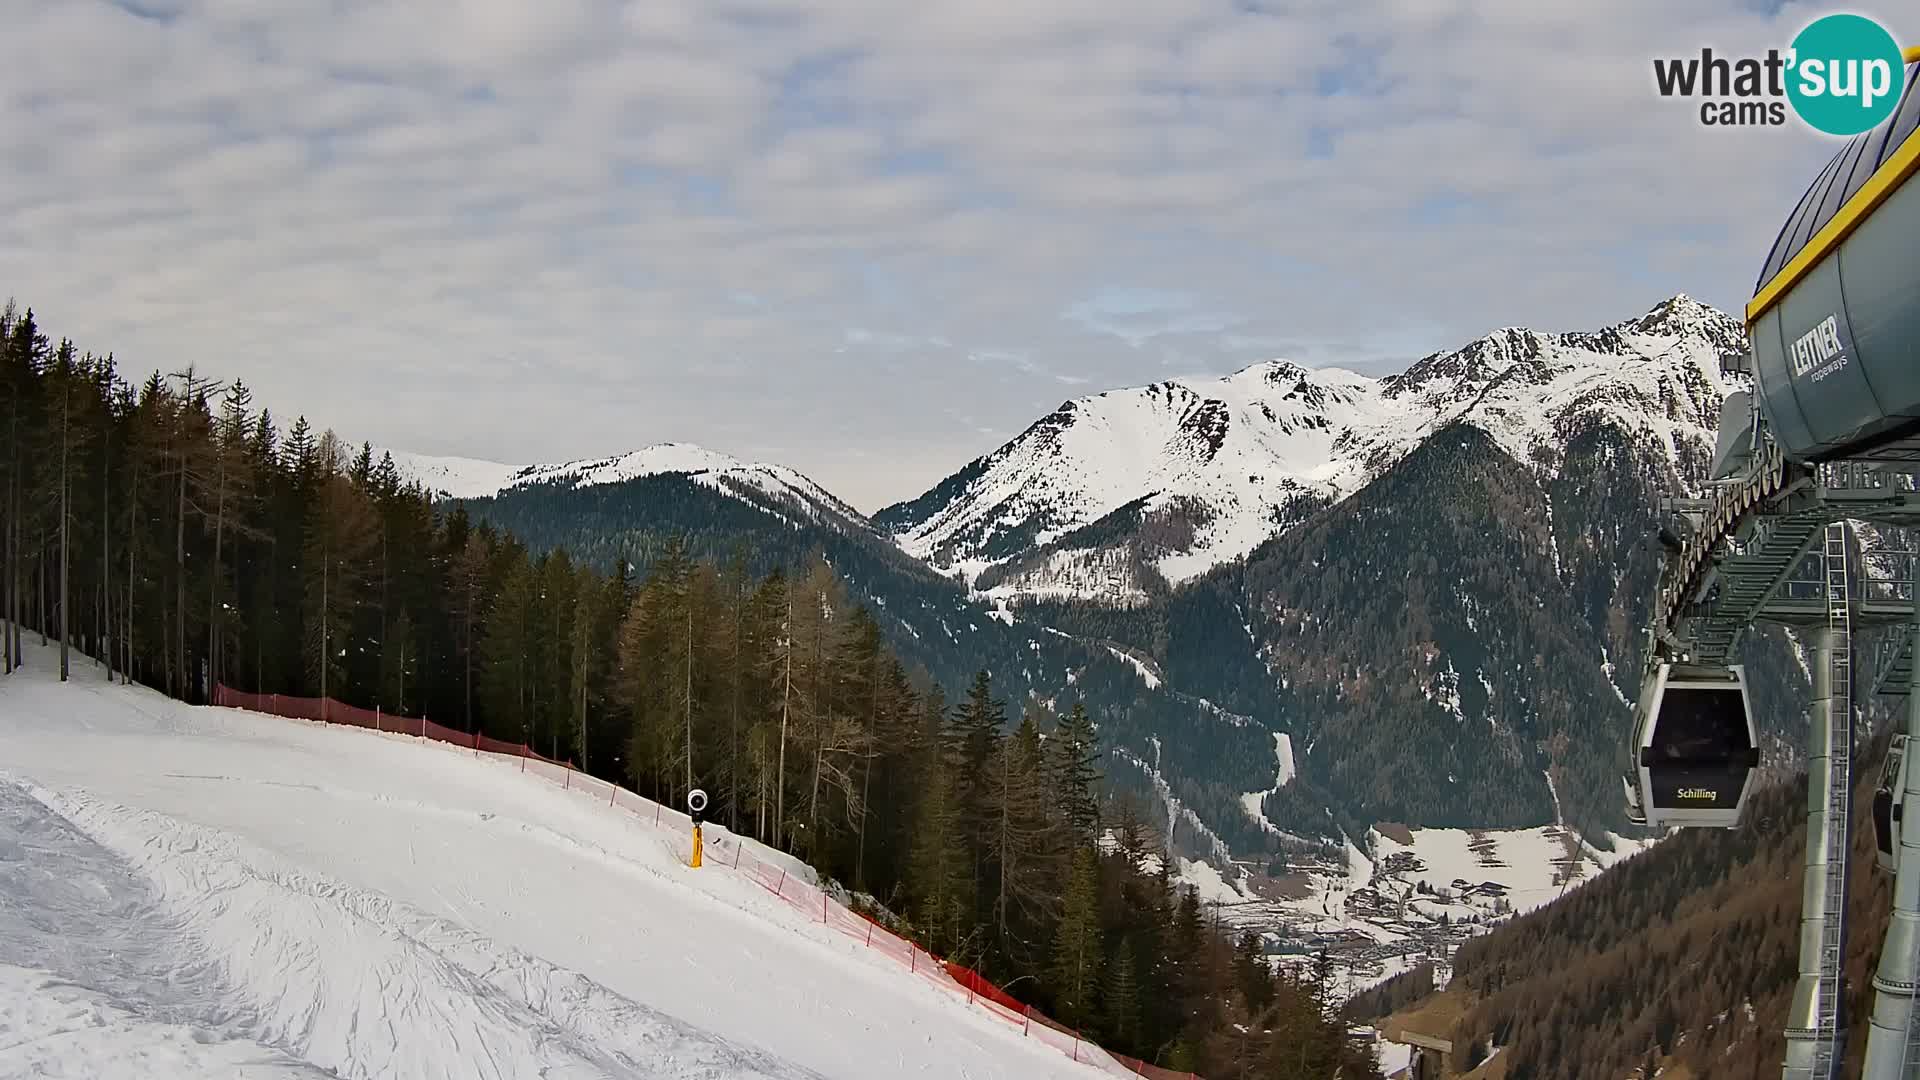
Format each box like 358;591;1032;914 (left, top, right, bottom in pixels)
450;533;489;731
986;708;1066;969
951;668;1005;916
40;339;88;681
1103;937;1141;1046
1051;846;1102;1028
165;367;220;701
483;553;539;744
1049;701;1101;838
206;379;263;691
302;433;377;706
909;686;970;955
569;565;598;770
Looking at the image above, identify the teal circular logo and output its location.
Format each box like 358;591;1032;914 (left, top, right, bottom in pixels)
1786;14;1907;136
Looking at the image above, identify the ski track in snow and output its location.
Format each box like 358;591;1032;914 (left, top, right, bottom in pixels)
1;776;815;1080
0;644;1114;1080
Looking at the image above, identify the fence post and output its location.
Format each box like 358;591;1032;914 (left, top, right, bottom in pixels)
777;869;787;896
822;891;828;924
421;714;426;739
1023;1007;1030;1036
733;842;742;869
609;784;617;807
520;744;527;772
376;705;382;732
655;804;662;826
866;920;874;947
1071;1033;1079;1063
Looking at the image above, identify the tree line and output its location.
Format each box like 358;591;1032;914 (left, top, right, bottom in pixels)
0;301;1380;1079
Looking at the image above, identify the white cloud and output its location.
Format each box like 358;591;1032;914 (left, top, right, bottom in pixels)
0;0;1875;510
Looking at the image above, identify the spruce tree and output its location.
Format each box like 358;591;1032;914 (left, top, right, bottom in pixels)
1103;937;1140;1046
302;433;377;705
986;709;1065;969
1049;701;1101;838
1051;846;1102;1028
951;669;1004;916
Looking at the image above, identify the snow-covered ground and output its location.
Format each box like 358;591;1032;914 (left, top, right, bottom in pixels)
375;450;527;500
1370;826;1567;916
1168;813;1660;1000
1370;824;1657;917
0;643;1111;1080
1238;733;1295;836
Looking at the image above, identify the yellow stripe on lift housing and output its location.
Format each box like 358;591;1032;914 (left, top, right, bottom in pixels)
1748;51;1920;327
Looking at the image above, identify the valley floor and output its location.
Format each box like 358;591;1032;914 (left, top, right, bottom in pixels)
0;641;1111;1079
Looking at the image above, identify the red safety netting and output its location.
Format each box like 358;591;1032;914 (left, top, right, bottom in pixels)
210;683;1201;1079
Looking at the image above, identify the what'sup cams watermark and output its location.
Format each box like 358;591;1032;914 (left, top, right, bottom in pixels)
1653;13;1910;135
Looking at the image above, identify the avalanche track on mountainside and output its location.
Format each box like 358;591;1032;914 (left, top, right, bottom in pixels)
0;644;1110;1080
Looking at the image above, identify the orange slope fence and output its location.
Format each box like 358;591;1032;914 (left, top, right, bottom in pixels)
210;684;1200;1080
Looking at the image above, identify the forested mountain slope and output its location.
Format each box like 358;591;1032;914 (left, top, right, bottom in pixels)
1370;735;1897;1080
1102;420;1812;843
427;296;1807;851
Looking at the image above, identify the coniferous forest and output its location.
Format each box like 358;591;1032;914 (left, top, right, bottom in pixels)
0;302;1381;1079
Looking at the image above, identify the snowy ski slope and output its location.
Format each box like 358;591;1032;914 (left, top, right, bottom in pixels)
0;643;1111;1080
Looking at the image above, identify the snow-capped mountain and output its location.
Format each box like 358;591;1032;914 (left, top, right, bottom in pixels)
385;443;870;533
876;295;1744;602
377;451;526;500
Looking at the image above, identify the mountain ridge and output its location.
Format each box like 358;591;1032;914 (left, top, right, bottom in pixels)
389;292;1739;609
875;293;1743;604
394;293;1760;866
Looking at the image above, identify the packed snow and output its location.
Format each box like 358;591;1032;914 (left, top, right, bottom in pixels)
0;963;328;1079
0;644;1114;1080
884;295;1739;598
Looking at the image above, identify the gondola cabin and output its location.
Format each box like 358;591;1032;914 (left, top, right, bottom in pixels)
1874;733;1909;874
1627;663;1761;829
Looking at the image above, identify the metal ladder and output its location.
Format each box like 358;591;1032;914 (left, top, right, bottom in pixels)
1813;520;1854;1077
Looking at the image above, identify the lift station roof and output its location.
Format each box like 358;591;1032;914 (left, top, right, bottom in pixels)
1748;58;1920;464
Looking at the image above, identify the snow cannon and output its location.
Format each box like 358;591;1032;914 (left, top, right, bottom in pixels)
688;788;708;869
1746;57;1920;464
1624;663;1760;829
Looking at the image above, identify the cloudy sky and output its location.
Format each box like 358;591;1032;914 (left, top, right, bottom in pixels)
1;0;1898;510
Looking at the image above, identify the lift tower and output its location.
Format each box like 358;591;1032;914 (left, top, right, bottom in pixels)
1631;49;1920;1080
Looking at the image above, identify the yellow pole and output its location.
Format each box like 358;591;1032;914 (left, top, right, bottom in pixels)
692;823;703;868
1907;46;1920;64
